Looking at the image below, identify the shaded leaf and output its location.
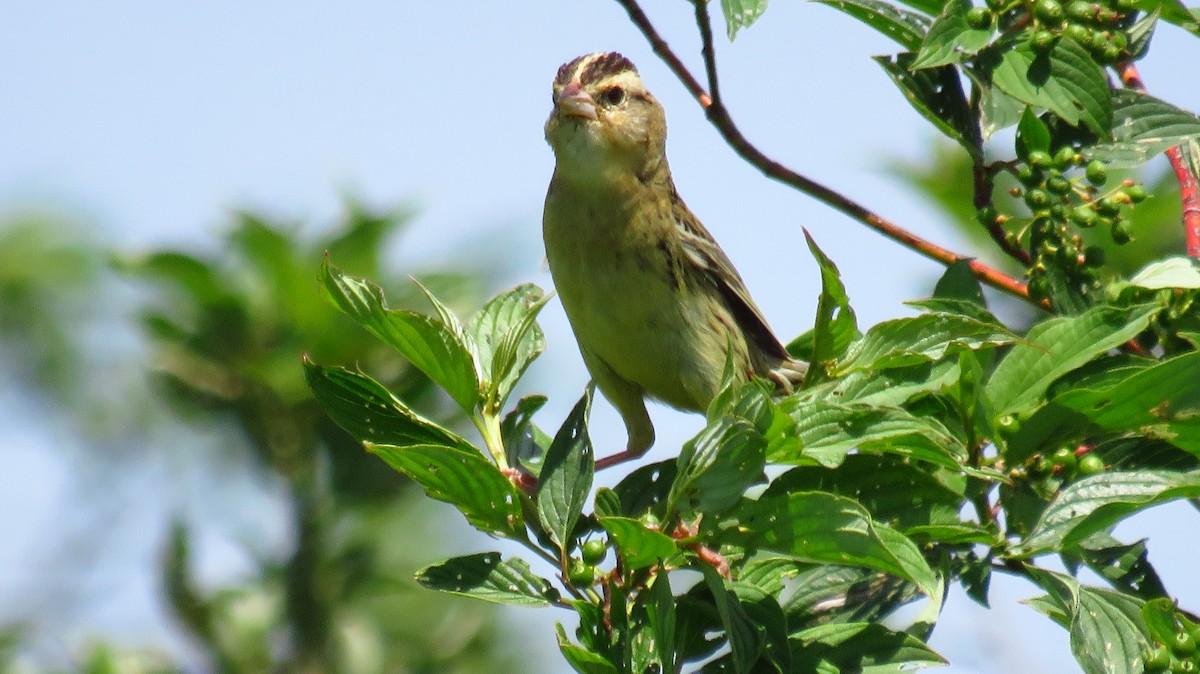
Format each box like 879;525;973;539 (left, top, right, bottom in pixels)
366;442;524;536
805;231;859;380
735;491;939;596
416;552;558;607
537;391;595;551
1090;89;1200;167
304;358;473;451
874;52;981;155
670;416;766;515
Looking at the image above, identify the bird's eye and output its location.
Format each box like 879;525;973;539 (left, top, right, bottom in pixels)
602;86;626;106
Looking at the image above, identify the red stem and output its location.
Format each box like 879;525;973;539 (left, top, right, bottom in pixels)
1118;62;1200;258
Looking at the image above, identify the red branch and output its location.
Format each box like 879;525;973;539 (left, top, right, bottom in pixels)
612;0;1043;306
1118;62;1200;258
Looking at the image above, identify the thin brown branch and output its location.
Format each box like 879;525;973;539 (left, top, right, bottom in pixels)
1118;62;1200;258
975;159;1033;265
613;0;1043;307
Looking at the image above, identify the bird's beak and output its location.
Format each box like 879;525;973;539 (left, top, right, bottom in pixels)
555;82;598;121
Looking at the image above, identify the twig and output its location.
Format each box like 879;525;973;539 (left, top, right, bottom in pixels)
1118;62;1200;258
613;0;1041;306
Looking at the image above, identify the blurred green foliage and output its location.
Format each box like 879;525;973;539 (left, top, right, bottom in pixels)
0;201;522;674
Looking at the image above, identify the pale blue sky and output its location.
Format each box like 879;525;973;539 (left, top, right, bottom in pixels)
2;2;1199;672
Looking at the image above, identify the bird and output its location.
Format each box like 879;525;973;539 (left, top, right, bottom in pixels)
542;52;807;469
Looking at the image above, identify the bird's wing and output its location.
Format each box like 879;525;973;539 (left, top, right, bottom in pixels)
671;199;792;362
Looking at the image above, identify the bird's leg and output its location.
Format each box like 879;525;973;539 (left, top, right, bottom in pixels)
595;395;655;470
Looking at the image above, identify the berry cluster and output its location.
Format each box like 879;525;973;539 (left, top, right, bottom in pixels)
1144;609;1200;673
997;145;1148;303
567;537;609;587
967;0;1140;63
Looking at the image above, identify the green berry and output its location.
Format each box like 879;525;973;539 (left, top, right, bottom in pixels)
1115;0;1138;11
1031;29;1058;51
1084;245;1106;266
1145;644;1171;671
1174;658;1198;674
582;539;607;565
1071;205;1098;226
986;0;1008;9
998;413;1022;436
1111;30;1129;50
1050;203;1071;220
1029;150;1054;168
1052;446;1077;468
1064;23;1089;43
1112;218;1133;244
1086;159;1109;185
1047;174;1072;194
1035;0;1065;21
1054;145;1079;168
1173;631;1197;656
1078;453;1105;475
1017;164;1043;186
1099;42;1123;63
1067;0;1095;20
568;560;595;586
1025;188;1053;209
966;6;995;28
1126;184;1148;202
977;205;999;225
1098;196;1123;215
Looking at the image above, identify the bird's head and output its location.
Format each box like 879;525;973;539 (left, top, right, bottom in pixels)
545;52;668;185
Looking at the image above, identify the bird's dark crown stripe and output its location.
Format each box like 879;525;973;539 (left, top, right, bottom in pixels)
555;52;637;87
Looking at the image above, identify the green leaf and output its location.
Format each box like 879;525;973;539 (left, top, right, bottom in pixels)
597;517;677;570
781;400;971;471
703;568;766;674
1054;351;1200;454
782;566;918;626
735;491;939;596
874;53;981;155
640;575;677;672
768;455;966;531
669;416;766;515
1150;0;1200;35
806;358;962;407
366;443;524;536
501;394;552;474
791;622;947;671
1127;256;1200;290
816;0;931;49
415;552;558;606
1017;106;1052;159
1074;535;1167;600
987;38;1111;135
1014;470;1200;555
1026;571;1150;674
556;624;619;674
805;231;859;379
468;283;549;412
303;358;474;451
610;460;678;519
987;303;1160;416
1089;89;1200;167
1126;7;1160;59
979;82;1026;137
721;0;769;39
836;311;1015;374
320;258;480;411
933;258;987;305
910;0;994;69
537;391;595;552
